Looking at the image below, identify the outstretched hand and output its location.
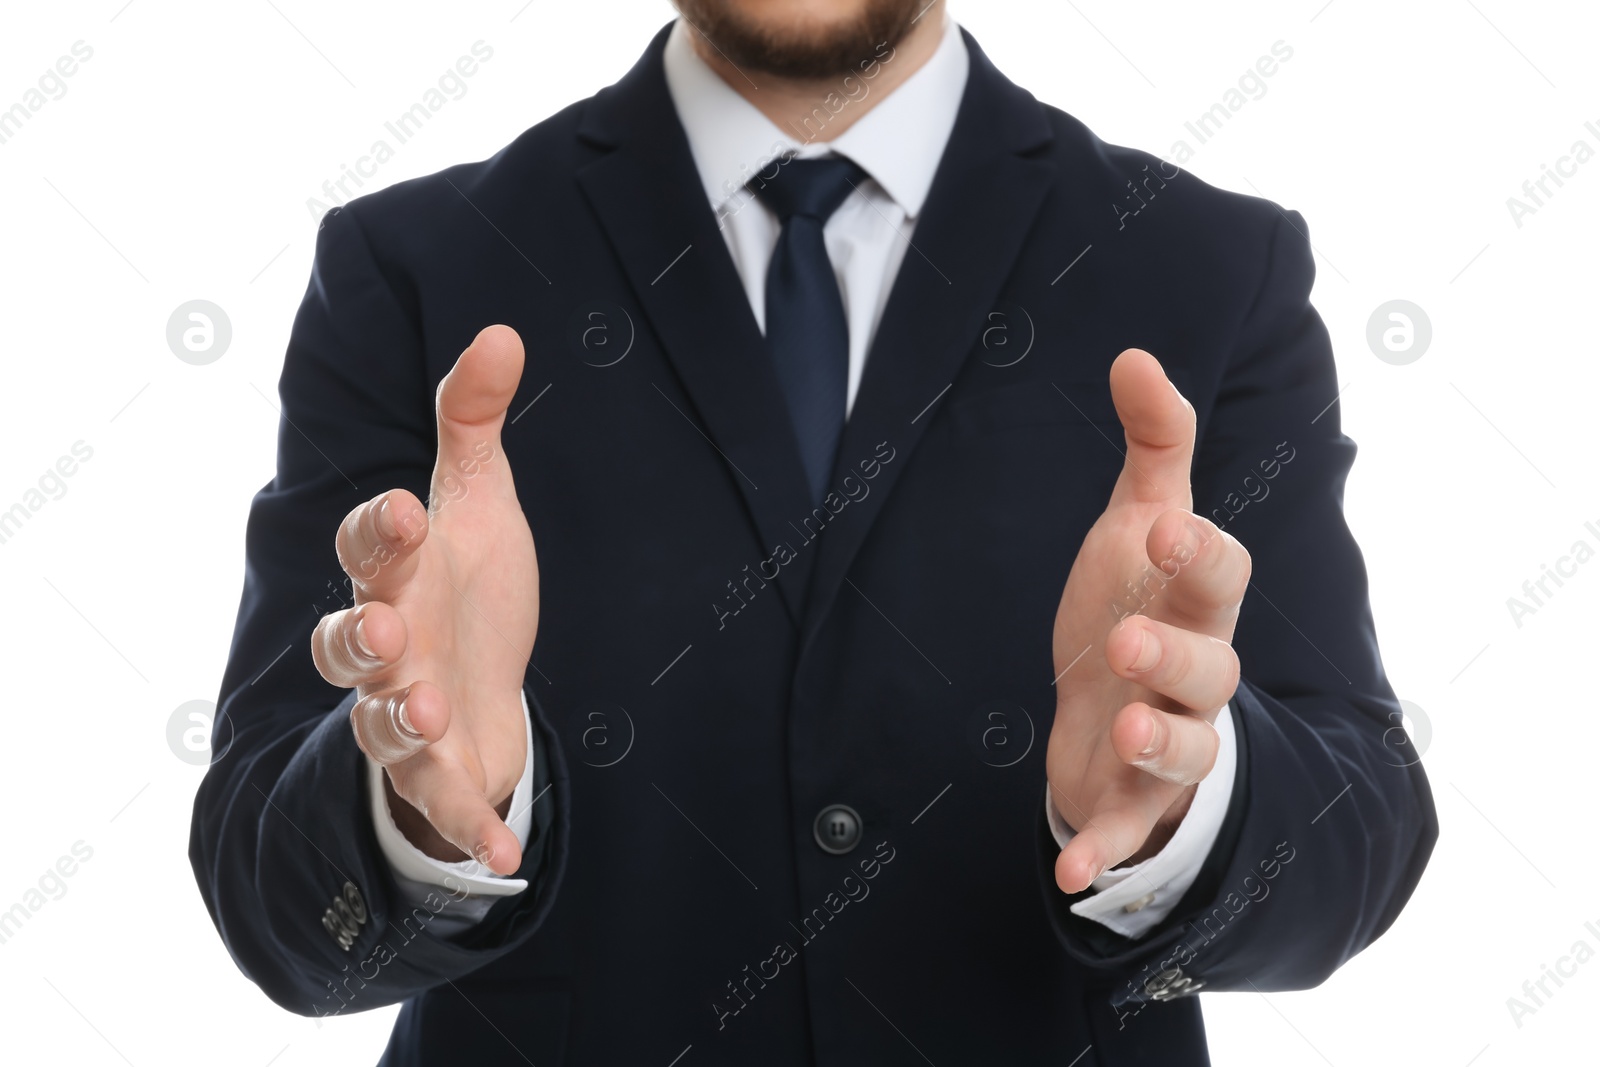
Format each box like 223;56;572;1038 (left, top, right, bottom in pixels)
311;325;538;875
1048;349;1251;894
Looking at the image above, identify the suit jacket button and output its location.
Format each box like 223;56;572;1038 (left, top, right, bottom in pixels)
342;881;368;924
1145;967;1184;999
813;804;862;854
322;882;367;952
1145;967;1205;1000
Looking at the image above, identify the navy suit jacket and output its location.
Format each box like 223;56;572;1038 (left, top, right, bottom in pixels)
190;23;1437;1066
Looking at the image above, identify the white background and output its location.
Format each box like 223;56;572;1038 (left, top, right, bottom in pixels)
0;1;1595;1064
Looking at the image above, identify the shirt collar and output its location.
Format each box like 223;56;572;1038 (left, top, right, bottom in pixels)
662;13;969;220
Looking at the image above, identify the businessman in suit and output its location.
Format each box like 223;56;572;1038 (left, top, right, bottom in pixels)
190;1;1437;1063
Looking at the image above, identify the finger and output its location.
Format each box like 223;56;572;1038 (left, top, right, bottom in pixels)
335;488;430;598
1107;348;1196;507
1110;701;1221;787
432;325;525;513
1053;801;1153;894
1145;509;1251;628
389;757;524;876
350;679;448;766
1104;615;1240;714
311;601;408;689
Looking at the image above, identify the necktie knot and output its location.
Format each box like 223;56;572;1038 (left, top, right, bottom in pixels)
750;156;867;224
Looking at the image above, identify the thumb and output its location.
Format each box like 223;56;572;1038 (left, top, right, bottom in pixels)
432;325;525;507
1107;348;1195;508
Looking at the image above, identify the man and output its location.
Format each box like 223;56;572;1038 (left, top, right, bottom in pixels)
190;1;1437;1063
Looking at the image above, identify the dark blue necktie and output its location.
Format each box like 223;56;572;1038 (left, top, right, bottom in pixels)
751;156;866;504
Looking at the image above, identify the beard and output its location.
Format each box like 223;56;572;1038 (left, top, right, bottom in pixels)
673;0;927;79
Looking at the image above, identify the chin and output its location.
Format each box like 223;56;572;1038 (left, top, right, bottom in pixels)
675;0;925;78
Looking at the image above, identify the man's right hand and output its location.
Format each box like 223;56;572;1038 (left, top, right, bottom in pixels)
311;325;537;875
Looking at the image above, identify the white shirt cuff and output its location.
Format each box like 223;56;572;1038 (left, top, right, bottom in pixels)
1046;700;1237;939
367;691;537;935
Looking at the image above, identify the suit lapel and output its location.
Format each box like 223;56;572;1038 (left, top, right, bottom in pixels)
801;29;1057;650
575;26;818;624
573;26;1057;636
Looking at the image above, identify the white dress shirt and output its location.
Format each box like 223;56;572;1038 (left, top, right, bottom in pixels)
372;12;1239;941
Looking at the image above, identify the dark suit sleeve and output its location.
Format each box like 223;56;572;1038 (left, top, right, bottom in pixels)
1038;207;1438;1013
187;203;567;1016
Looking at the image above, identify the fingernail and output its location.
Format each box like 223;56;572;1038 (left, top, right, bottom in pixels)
394;690;423;738
376;497;397;541
1130;628;1160;673
354;615;376;659
1139;717;1163;756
